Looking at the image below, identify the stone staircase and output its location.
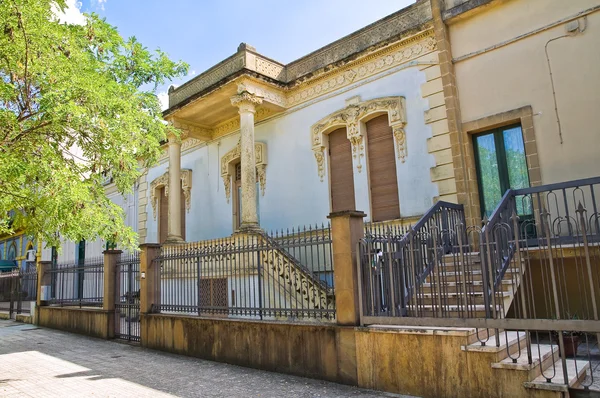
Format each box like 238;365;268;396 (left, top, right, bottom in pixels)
407;251;525;318
257;233;335;314
366;324;590;397
463;328;590;396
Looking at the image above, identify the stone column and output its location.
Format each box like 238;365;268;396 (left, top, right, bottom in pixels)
103;249;121;339
166;133;183;242
231;91;263;231
327;210;366;326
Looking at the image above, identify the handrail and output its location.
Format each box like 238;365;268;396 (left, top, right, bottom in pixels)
512;176;600;195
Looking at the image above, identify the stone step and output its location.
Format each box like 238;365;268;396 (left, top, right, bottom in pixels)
442;252;481;264
415;290;512;306
492;343;559;380
462;330;528;362
406;304;505;319
523;359;590;392
421;279;516;293
425;267;521;283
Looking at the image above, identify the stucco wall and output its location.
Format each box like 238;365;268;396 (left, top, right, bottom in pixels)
145;67;437;243
450;0;600;184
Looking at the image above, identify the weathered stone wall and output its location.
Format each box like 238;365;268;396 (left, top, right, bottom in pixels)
142;314;358;385
37;307;113;339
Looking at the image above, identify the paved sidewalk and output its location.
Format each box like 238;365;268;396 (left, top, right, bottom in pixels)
0;320;411;398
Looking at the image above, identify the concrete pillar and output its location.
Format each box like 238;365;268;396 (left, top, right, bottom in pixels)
139;243;161;345
139;243;161;315
166;134;183;242
102;250;121;312
103;249;121;339
231;91;263;231
36;261;52;307
328;210;366;326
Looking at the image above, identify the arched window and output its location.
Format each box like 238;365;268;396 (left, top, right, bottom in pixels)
7;242;17;261
366;114;400;221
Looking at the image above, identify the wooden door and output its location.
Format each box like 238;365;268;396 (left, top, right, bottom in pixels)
329;128;356;212
366;115;400;222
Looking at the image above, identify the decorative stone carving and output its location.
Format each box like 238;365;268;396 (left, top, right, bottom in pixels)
393;125;407;163
181;169;192;211
287;33;435;107
220;140;268;203
150;169;193;220
311;96;407;180
230;90;264;108
285;1;431;81
236;79;286;109
255;57;285;80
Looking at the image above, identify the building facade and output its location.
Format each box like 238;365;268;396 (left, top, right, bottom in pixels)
47;0;600;261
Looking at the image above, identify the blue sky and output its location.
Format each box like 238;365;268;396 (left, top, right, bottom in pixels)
73;0;415;108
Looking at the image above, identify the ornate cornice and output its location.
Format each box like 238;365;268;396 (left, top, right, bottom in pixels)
287;33;435;107
220;140;267;203
311;96;407;181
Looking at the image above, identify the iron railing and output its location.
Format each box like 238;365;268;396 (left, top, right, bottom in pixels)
357;177;600;389
358;201;467;318
48;257;104;307
116;252;141;342
153;225;335;321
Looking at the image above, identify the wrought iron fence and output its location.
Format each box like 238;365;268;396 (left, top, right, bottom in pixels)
0;264;38;316
357;176;600;389
153;225;335;321
48;257;104;307
116;252;140;342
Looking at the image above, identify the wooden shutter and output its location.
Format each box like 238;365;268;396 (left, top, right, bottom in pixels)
366;115;400;221
329;128;356;212
159;187;168;243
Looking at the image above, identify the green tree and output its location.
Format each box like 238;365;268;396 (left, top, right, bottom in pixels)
0;0;188;249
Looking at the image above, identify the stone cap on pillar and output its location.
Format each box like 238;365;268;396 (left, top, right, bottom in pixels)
102;249;123;255
139;243;162;249
327;210;367;219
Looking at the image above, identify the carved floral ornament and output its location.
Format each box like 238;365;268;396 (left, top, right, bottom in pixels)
150;169;192;220
311;96;407;181
220;140;267;203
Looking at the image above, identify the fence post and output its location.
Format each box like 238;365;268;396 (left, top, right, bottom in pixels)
139;243;161;344
328;210;366;326
34;261;51;325
103;249;121;339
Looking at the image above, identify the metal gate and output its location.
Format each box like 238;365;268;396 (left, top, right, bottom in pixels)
0;265;37;318
116;253;140;342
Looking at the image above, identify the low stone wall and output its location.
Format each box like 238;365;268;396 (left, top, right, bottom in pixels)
142;314;358;385
37;306;113;339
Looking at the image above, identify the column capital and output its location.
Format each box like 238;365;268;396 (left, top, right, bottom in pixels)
231;91;263;113
167;132;184;144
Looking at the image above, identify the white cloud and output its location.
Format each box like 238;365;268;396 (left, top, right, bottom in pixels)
157;92;169;111
92;0;107;11
190;70;196;76
52;0;87;25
